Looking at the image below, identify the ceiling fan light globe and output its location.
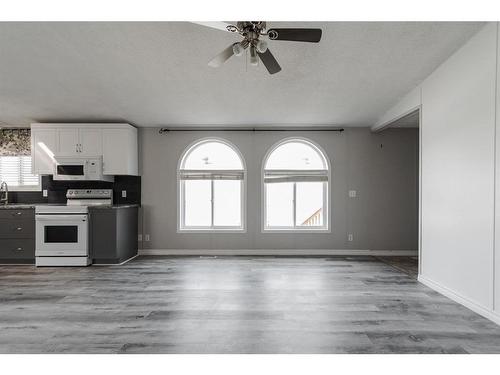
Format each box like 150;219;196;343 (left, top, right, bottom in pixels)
249;46;259;66
232;43;244;56
256;40;268;53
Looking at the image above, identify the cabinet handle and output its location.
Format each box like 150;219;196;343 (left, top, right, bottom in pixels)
14;247;23;252
14;212;22;216
16;227;23;231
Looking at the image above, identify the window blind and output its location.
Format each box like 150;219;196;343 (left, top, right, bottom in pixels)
179;170;244;180
263;169;328;183
0;156;39;187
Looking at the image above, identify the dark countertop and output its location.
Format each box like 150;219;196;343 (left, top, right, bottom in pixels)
0;203;139;210
0;203;37;209
89;204;140;210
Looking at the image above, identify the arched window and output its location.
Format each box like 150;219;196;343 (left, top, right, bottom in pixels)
178;138;245;231
263;138;329;231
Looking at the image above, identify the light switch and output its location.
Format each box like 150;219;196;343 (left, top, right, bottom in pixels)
145;234;150;242
42;189;48;197
348;190;357;198
348;234;354;242
121;190;127;198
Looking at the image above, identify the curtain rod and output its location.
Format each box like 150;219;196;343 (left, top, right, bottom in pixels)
159;127;345;134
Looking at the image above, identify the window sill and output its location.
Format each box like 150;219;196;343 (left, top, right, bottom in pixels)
177;228;247;234
4;186;41;192
262;228;331;234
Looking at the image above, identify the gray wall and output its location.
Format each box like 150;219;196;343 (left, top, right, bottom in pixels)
138;127;418;251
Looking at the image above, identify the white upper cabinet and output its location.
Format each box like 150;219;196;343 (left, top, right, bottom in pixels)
31;123;138;176
31;128;58;174
56;128;102;155
79;128;102;155
57;128;79;154
102;128;138;175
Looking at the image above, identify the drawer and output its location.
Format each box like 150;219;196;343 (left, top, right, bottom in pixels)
0;239;35;259
0;219;35;238
0;209;34;220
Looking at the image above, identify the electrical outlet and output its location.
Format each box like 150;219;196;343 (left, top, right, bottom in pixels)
348;190;357;198
138;234;143;241
348;234;354;242
121;190;127;198
145;234;150;242
42;189;48;197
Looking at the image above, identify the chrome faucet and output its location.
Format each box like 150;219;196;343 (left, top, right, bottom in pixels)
0;181;8;205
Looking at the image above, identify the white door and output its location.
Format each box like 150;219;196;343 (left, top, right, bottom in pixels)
102;128;129;174
79;128;102;155
32;129;58;174
58;129;79;155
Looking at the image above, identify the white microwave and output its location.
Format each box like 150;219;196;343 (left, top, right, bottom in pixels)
53;156;113;181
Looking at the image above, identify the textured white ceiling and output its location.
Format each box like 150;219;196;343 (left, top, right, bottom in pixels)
0;22;484;128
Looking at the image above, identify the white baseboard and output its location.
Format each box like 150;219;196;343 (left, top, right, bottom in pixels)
138;249;418;256
418;275;500;326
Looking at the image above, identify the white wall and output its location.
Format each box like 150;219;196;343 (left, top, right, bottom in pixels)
382;23;500;323
138;127;418;253
495;24;500;313
421;22;497;309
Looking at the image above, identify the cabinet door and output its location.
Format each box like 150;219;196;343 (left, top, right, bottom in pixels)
102;129;130;175
79;128;102;155
58;128;79;155
32;129;58;174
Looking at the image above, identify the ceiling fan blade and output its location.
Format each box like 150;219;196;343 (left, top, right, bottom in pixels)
267;28;322;43
258;49;282;75
192;22;238;33
208;44;235;68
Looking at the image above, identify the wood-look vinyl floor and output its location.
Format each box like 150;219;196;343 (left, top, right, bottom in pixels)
1;256;500;354
375;256;419;278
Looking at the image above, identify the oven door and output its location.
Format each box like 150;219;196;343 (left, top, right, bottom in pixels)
53;162;87;180
35;214;88;256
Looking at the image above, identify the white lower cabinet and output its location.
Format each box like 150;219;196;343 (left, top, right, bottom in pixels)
31;123;138;176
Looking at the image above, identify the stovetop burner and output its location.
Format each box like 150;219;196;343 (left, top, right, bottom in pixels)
35;189;113;214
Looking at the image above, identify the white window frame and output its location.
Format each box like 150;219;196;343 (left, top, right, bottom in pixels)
261;137;331;233
177;138;246;233
0;155;41;192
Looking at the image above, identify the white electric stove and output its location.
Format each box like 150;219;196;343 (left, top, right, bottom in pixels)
35;189;113;266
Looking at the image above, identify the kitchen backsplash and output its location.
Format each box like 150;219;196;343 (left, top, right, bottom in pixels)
8;175;141;205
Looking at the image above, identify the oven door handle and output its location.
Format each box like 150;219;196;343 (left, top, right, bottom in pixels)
36;215;87;222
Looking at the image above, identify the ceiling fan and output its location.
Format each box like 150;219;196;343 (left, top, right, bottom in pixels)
194;21;322;75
